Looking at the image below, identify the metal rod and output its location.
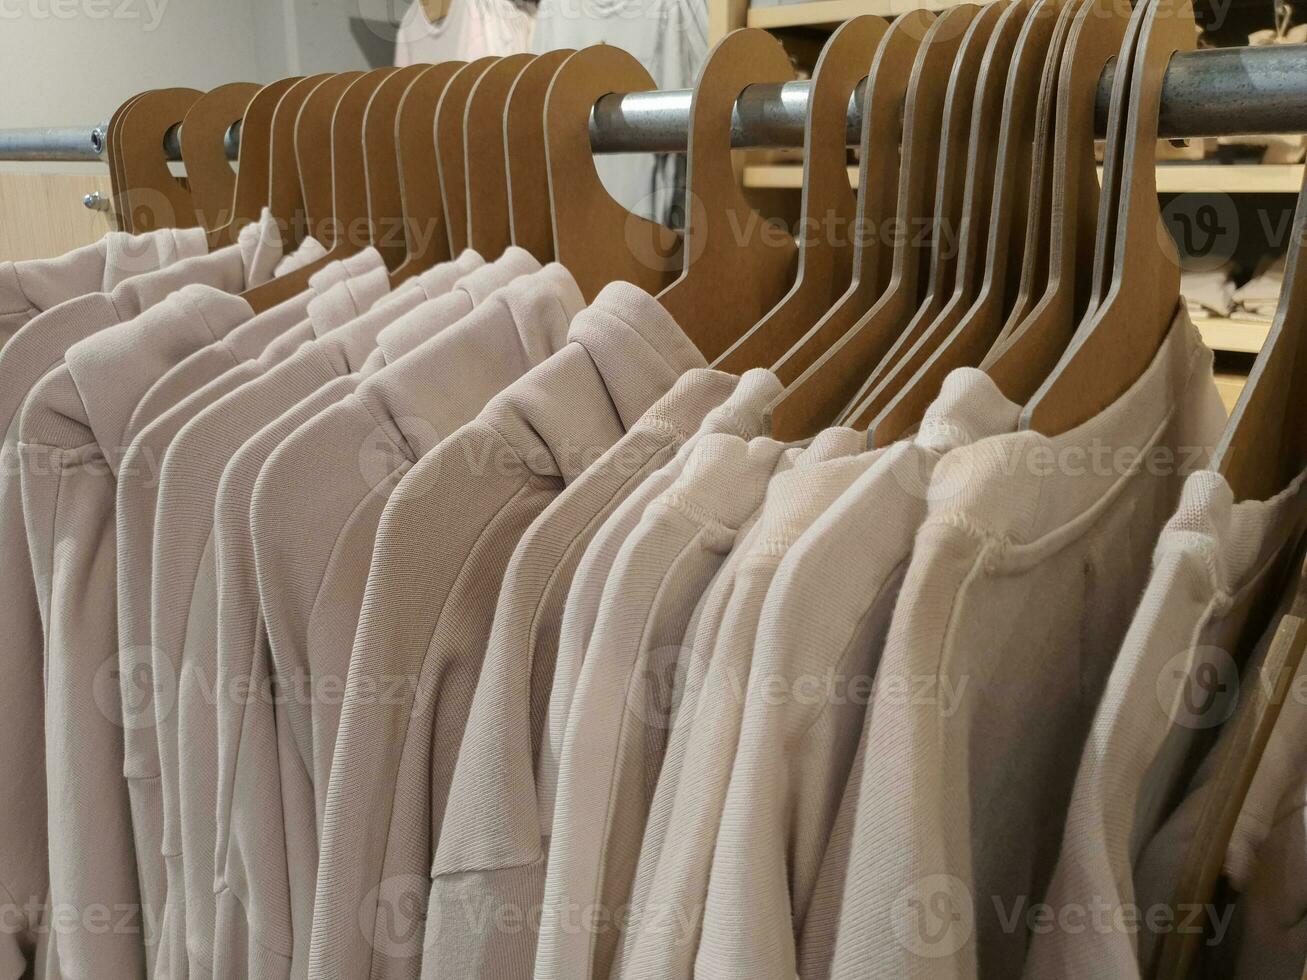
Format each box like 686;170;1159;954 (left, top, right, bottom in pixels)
590;45;1307;152
3;44;1307;163
0;126;106;161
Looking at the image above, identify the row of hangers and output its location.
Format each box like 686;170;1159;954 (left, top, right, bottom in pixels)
102;6;1305;966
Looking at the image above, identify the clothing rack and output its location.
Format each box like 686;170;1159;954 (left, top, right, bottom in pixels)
0;43;1306;164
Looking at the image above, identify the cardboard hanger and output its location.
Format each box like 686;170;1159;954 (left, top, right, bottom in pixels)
505;48;574;262
118;88;203;232
1211;167;1307;503
1152;538;1307;979
979;0;1082;357
105;93;146;232
712;16;890;373
436;57;500;257
465;53;536;259
362;64;430;274
983;0;1128;401
321;68;401;258
543;44;681;301
837;0;1010;427
1084;0;1145;321
206;76;303;249
179;82;258;233
764;5;982;442
656;28;799;361
239;72;367;314
295;72;364;250
856;0;1059;442
755;12;934;386
1021;0;1195;435
391;61;465;283
260;74;334;253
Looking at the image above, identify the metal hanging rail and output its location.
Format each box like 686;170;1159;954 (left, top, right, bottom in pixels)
1;44;1306;163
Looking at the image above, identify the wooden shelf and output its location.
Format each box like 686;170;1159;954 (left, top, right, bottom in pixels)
746;0;969;29
1213;372;1248;413
1151;164;1305;193
743;164;850;187
742;163;1305;193
1195;316;1272;355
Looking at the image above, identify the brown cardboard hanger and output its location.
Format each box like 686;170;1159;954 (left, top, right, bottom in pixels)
436;58;500;257
543;44;681;302
1211;166;1307;503
505;48;574;262
657;28;799;361
321;68;401;259
295;72;363;250
206;75;303;249
240;72;365;314
180;82;258;232
983;0;1127;401
837;0;1010;427
713;15;889;374
1084;0;1145;322
759;12;934;386
362;64;430;274
106;93;146;232
1021;0;1196;435
980;0;1084;357
391;61;465;283
855;0;1059;442
118;88;203;232
465;53;536;259
765;5;982;443
262;74;334;252
982;3;1065;353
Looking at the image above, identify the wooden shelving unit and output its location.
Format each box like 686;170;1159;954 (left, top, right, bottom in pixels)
742;163;1306;193
745;0;960;29
1213;372;1249;413
1194;316;1272;354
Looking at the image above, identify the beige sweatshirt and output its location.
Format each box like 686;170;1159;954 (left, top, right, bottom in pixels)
616;431;874;980
831;312;1228;979
309;282;705;980
534;369;785;845
1025;465;1307;980
424;367;745;979
13;213;286;980
248;250;543;839
0;227;207;347
691;372;1023;980
114;250;388;980
151;261;399;980
127;246;383;448
1216;673;1307;980
206;249;487;980
0;226;214;980
536;432;798;980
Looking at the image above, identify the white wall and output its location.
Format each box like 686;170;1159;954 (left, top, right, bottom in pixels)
274;0;402;75
0;0;392;129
